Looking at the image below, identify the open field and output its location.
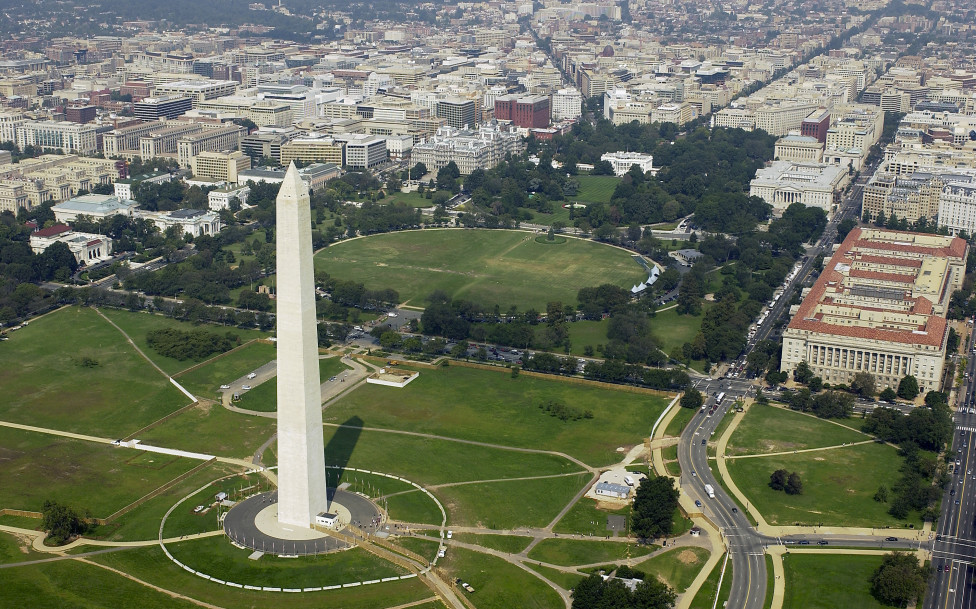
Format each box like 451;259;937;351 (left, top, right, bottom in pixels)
98;308;269;375
527;538;655;567
384;190;437;208
314;229;646;310
434;474;588;528
453;533;533;554
782;554;887;609
92;546;433;609
166;535;405;588
320;424;581;486
565;319;609;355
2;557;206;609
324;364;670;466
726;441;917;527
90;462;244;541
139;401;276;461
635;546;710;593
651;306;709;357
237;356;353;412
665;407;696;438
574;175;621;204
526;562;585;590
0;426;200;517
0;306;188;437
726;405;868;456
437;547;563;609
173;341;277;398
553;497;631;536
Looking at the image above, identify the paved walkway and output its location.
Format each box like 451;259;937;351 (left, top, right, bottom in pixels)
725;439;876;460
93;308;169;378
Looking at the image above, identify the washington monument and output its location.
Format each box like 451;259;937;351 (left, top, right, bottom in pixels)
275;163;328;528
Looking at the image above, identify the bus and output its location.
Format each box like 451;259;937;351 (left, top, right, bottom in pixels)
715;392;726;405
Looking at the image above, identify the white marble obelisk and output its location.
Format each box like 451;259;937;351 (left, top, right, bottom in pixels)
275;163;328;528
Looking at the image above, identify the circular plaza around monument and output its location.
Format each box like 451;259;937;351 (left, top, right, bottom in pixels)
222;488;380;555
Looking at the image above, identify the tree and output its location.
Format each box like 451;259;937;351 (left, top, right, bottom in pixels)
793;360;813;384
875;485;889;503
897;375;919;400
870;552;928;607
632;476;680;539
42;500;89;545
880;387;897;403
785;472;803;495
680;388;704;410
409;162;428;180
769;469;788;491
850;372;876;398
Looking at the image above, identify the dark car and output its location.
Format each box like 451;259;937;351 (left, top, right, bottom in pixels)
818;540;828;545
799;540;811;545
701;439;706;445
885;537;898;541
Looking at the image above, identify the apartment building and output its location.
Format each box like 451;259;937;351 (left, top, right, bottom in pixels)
780;228;967;395
551;88;583;121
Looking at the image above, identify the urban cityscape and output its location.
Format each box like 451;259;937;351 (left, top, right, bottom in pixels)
1;0;976;608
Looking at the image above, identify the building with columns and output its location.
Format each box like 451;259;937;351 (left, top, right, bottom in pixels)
780;228;968;395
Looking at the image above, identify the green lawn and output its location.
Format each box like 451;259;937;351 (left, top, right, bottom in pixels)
139;401;276;462
2;557;205;609
651;306;708;357
315;229;645;310
237;356;353;412
553;498;630;536
324;364;669;467
98;308;269;376
173;341;277;398
385;490;445;525
0;306;188;437
166;535;405;588
91;546;433;609
526;563;585;590
438;547;563;609
434;474;588;529
566;319;609;356
384;190;437;208
664;407;696;438
726;405;869;456
320;425;580;487
0;426;200;518
726;441;918;527
89;462;244;541
453;534;533;554
689;554;730;609
0;530;45;565
527;538;654;567
782;554;888;609
635;546;710;592
574;175;621;204
393;535;441;562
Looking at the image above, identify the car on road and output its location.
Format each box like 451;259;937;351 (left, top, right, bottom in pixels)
220;384;230;389
694;500;702;508
241;384;251;390
885;537;898;541
731;507;738;513
246;372;257;379
329;376;337;381
701;439;706;445
818;540;828;545
799;540;811;545
955;499;961;504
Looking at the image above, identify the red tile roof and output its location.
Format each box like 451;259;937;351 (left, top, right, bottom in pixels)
32;224;71;238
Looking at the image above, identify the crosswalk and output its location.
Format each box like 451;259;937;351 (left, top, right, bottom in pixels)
957;426;976;433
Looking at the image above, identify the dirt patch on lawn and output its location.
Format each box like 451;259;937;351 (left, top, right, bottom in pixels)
676;549;700;565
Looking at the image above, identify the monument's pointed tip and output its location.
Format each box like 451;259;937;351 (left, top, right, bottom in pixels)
278;162;307;201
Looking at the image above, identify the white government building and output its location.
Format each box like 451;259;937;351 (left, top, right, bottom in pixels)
749;161;848;213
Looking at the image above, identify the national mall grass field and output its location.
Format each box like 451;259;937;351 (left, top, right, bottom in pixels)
314;228;647;309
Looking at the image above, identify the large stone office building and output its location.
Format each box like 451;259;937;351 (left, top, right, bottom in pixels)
780;228;967;395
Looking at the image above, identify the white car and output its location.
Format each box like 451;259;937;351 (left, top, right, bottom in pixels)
219;384;230;390
241;384;251;390
246;372;257;379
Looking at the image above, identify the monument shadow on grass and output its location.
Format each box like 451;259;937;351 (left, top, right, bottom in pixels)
324;415;363;501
